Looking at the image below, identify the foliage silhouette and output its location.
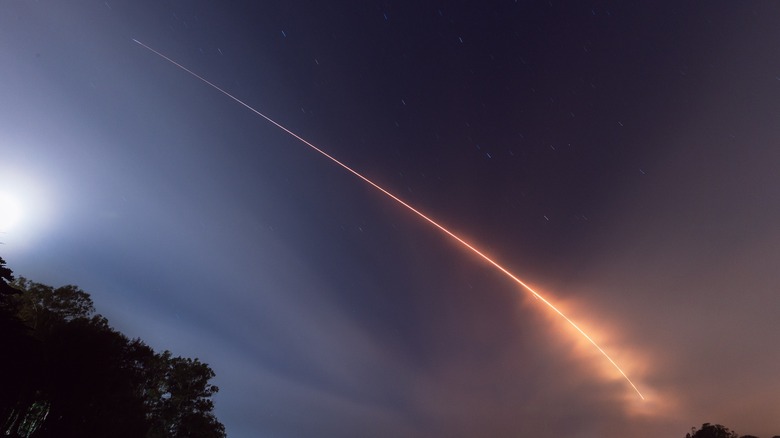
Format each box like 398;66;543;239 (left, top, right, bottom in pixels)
687;423;739;438
0;259;225;437
685;423;776;438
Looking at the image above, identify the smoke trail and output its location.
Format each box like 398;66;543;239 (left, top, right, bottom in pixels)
133;38;645;400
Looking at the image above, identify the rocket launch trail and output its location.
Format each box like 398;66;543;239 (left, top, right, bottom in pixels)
133;38;645;400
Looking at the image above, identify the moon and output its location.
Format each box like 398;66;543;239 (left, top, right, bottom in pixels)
0;192;22;232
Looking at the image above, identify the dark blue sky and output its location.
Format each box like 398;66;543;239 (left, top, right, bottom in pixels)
3;1;780;437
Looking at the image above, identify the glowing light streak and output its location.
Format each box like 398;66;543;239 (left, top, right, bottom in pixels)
133;38;645;400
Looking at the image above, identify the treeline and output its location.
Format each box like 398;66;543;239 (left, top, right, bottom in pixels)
687;421;779;438
0;257;226;437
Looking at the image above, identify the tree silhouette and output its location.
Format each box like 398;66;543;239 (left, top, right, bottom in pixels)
0;258;42;435
0;261;225;438
687;423;739;438
685;423;777;438
145;352;224;438
0;256;16;297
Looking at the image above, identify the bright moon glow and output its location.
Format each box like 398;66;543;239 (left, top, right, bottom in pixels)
0;167;56;246
0;192;23;231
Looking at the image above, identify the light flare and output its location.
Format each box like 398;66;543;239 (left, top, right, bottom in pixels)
133;38;645;400
0;192;22;231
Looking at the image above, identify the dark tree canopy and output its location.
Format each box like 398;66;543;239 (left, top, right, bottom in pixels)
0;260;225;438
0;256;19;311
687;423;740;438
686;423;775;438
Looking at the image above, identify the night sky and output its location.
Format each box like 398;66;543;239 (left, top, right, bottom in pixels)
3;1;780;437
